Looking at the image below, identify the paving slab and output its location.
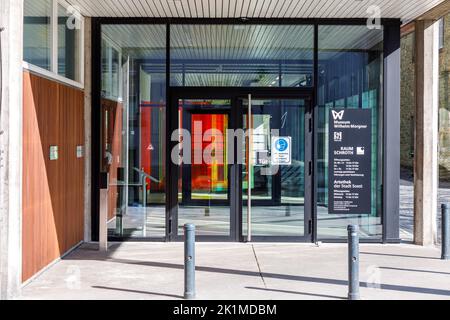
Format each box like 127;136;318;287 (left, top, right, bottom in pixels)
19;242;450;300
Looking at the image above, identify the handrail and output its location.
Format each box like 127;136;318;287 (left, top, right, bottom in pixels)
133;167;160;183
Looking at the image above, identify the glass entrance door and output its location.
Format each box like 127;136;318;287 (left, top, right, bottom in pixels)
176;99;233;239
241;97;312;241
171;93;312;242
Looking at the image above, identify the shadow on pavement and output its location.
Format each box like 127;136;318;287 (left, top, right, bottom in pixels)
98;258;450;297
91;285;183;299
379;266;450;276
245;286;345;299
360;251;440;260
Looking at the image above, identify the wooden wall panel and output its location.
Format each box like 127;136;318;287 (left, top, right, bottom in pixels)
100;98;123;221
22;72;85;282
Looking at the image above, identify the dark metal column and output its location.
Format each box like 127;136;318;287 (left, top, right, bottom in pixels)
184;224;196;299
382;21;402;243
442;203;450;260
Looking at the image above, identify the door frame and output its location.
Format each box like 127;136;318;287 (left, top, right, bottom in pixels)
169;94;239;242
236;95;313;242
168;87;314;242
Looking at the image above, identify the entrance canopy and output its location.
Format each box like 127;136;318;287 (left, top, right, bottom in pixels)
68;0;444;22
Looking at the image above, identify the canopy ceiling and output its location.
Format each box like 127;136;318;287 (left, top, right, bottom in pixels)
67;0;445;23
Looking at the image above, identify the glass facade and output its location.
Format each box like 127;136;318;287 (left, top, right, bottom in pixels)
23;0;83;83
23;0;84;84
317;25;384;240
100;25;166;238
57;3;82;81
95;21;391;242
23;0;52;70
170;25;314;87
101;37;121;100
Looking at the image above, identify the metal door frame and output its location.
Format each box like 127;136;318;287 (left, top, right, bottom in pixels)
236;94;313;242
169;92;239;241
91;18;402;243
168;87;314;242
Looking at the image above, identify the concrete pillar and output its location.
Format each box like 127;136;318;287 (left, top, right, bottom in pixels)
414;20;440;246
84;17;92;242
0;0;24;299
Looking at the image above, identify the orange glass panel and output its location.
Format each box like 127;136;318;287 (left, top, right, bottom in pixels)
191;114;228;196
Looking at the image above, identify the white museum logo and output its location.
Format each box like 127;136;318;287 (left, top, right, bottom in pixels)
332;110;345;121
334;132;342;142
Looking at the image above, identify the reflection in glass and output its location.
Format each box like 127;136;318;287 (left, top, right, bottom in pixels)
178;100;231;236
100;25;166;238
23;0;52;70
57;4;82;81
317;25;383;239
101;38;121;100
242;99;306;237
191;113;229;201
170;25;314;87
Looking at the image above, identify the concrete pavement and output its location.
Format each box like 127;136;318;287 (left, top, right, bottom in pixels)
19;242;450;300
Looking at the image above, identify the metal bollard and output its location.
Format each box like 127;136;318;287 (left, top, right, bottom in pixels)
142;177;147;207
285;205;291;217
442;204;450;260
115;212;123;236
347;224;360;300
184;224;196;299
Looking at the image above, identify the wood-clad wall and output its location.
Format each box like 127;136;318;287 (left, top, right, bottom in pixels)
22;72;85;282
100;98;123;221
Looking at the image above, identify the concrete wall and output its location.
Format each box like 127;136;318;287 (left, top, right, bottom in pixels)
0;0;24;300
400;32;415;171
438;15;450;181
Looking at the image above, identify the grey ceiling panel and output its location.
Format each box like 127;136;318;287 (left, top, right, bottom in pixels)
66;0;445;22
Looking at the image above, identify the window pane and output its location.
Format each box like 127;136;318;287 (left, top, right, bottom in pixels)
177;101;231;236
58;4;82;82
242;99;306;237
317;25;383;240
439;18;444;49
170;25;314;87
101;39;121;100
23;0;52;70
100;25;166;238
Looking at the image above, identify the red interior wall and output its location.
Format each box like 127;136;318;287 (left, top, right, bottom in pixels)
191;114;227;192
